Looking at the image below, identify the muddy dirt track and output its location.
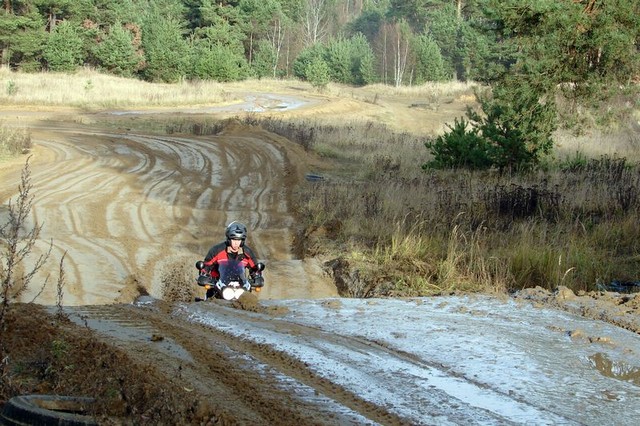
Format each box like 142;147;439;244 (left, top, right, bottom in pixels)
2;96;519;425
0;112;338;305
0;102;361;424
62;299;409;425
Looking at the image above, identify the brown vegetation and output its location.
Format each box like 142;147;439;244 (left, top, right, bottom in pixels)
156;114;640;298
1;304;216;424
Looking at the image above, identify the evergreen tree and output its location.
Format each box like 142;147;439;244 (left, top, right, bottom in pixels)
33;0;77;31
483;0;640;128
140;14;189;82
358;50;376;85
305;55;330;89
349;33;376;85
43;20;83;71
0;6;47;71
188;14;249;82
190;40;249;81
346;6;384;42
239;0;283;64
91;22;140;77
292;42;324;80
485;0;640;98
251;39;278;78
325;37;352;83
412;33;447;82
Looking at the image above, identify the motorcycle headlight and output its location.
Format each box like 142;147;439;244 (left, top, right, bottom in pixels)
221;287;236;300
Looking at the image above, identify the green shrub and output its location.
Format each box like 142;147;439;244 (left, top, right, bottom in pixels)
559;151;588;172
6;80;17;96
292;44;324;80
305;58;330;90
423;117;493;170
43;21;84;72
425;76;556;173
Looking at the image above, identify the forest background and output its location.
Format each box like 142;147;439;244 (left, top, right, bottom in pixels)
0;1;636;88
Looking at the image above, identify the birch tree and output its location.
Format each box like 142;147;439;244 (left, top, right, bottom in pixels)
378;19;410;86
300;0;332;46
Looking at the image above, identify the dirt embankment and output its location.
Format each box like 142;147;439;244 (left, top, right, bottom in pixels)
514;285;640;334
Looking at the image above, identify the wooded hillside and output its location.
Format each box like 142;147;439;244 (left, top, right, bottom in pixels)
1;0;638;88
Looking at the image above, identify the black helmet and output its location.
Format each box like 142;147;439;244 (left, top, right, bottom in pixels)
225;221;247;242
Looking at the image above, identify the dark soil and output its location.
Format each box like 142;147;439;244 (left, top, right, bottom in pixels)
0;304;223;425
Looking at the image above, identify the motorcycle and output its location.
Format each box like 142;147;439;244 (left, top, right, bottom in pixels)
194;259;265;301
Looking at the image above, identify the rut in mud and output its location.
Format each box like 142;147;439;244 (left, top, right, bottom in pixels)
60;298;410;425
0;120;336;306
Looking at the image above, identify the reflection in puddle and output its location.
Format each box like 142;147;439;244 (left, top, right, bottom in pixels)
588;353;640;386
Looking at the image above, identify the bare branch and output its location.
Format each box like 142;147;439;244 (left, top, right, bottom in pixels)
0;156;51;333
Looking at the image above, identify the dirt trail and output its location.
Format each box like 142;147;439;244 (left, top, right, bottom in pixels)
60;298;410;425
1;115;336;305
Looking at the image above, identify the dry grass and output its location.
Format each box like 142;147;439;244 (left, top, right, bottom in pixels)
553;126;640;162
279;117;640;296
328;81;477;101
0;123;31;159
0;67;232;109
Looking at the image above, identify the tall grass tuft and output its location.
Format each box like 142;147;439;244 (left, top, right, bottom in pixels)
1;158;52;360
0;123;31;158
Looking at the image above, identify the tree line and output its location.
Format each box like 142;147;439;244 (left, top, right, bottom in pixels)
1;1;634;86
0;0;440;84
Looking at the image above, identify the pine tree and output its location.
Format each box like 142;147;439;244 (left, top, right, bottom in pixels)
43;20;83;71
92;22;140;77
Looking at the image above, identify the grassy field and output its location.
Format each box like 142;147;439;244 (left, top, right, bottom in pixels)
2;69;639;297
252;117;640;297
0;67;231;108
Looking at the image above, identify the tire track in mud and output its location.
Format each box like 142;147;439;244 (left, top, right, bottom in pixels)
63;301;401;425
181;301;575;425
63;297;570;425
1;123;332;305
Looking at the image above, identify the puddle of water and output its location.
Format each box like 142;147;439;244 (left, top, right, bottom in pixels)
588;352;640;386
107;94;310;116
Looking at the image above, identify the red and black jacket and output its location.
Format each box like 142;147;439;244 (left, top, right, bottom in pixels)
202;242;259;278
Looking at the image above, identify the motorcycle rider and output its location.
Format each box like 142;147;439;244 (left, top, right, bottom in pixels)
199;221;265;289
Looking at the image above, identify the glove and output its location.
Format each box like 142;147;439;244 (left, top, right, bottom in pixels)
252;275;265;288
197;275;212;286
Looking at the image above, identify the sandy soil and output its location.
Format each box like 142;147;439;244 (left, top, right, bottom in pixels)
1;116;334;305
2;87;639;424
